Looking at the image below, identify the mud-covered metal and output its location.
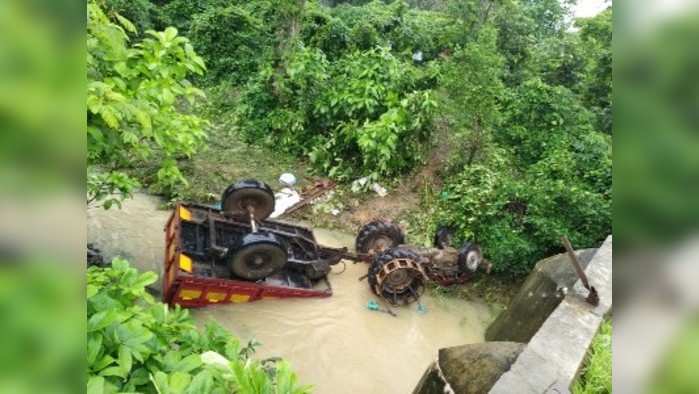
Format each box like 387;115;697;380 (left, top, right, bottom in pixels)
361;224;489;305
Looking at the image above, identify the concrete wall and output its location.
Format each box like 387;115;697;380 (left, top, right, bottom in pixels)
489;236;612;394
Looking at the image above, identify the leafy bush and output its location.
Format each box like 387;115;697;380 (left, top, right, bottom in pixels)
435;143;610;275
190;5;270;85
87;259;310;394
87;1;208;207
238;45;437;180
497;78;596;165
103;0;158;33
431;75;611;274
158;0;228;34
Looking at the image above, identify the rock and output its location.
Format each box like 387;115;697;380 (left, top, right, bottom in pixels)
413;342;525;394
485;249;597;343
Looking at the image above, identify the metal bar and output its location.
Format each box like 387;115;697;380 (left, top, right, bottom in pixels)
561;235;600;306
561;236;591;289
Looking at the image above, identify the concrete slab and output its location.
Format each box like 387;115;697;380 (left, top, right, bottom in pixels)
489;236;612;394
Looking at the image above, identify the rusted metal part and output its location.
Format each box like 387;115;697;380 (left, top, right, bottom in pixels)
373;257;427;306
281;179;336;217
561;236;600;306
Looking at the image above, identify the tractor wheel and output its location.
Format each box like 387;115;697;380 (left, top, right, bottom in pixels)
228;232;287;280
355;220;405;256
367;247;426;306
221;179;275;220
433;226;454;249
457;242;483;273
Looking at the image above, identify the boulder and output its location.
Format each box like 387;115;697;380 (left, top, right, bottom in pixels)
485;248;597;343
413;342;525;394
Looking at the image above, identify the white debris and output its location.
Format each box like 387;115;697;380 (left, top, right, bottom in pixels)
412;50;423;62
279;173;297;187
270;187;301;218
351;176;370;192
371;182;388;197
330;208;340;216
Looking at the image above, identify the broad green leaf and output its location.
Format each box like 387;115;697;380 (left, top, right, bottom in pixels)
100;366;127;379
114;12;136;33
169;372;192;393
185;370;213;394
174;354;202;373
87;376;104;394
87;334;103;365
119;345;133;375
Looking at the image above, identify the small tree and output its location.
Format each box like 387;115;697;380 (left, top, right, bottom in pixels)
87;1;208;208
441;26;504;166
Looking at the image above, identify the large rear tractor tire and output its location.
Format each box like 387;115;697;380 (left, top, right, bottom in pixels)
221;179;275;221
367;247;426;306
227;232;287;280
355;220;405;257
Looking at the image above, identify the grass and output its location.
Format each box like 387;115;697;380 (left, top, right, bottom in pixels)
174;116;312;204
573;319;612;394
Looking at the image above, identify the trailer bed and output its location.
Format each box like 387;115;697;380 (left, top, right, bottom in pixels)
162;203;333;307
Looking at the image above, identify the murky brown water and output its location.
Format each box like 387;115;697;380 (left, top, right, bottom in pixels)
87;193;494;394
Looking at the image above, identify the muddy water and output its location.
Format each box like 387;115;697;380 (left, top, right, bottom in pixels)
87;193;494;394
87;193;171;290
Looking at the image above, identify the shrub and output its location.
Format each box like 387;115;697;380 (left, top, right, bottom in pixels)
435;144;610;275
497;78;596;165
87;1;208;208
103;0;158;33
87;258;310;393
190;5;270;85
432;77;611;275
238;45;437;181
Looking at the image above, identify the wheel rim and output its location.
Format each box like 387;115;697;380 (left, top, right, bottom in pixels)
373;257;426;305
368;235;394;254
231;243;286;280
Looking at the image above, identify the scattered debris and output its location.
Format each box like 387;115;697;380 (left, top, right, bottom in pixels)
271;187;301;218
351;176;371;192
279;173;297;187
367;300;398;317
412;50;423;62
371;182;388;197
282;179;336;217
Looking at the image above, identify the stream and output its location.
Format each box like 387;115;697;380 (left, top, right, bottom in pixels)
87;193;494;394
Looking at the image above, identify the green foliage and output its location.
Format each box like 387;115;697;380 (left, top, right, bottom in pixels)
497;78;596;165
432;77;611;274
158;0;228;34
103;0;159;34
434;136;610;275
190;5;269;84
87;259;311;394
87;1;208;207
577;7;612;133
573;320;611;394
238;44;437;180
440;26;504;166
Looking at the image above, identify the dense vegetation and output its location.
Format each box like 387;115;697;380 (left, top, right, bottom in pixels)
87;259;310;394
88;0;612;274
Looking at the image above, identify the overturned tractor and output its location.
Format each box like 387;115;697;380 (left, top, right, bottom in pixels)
355;220;491;306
